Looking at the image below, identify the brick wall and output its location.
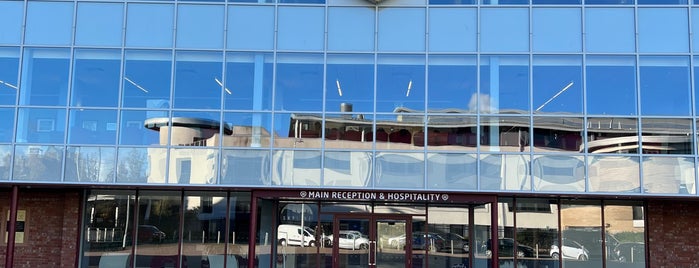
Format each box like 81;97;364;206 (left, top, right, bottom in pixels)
0;189;81;268
647;200;699;268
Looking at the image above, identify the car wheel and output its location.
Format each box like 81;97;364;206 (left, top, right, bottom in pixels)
517;250;525;258
578;254;588;261
279;239;287;246
551;253;560;260
359;243;369;250
308;241;316;247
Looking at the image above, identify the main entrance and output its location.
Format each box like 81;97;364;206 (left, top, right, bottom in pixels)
331;214;412;268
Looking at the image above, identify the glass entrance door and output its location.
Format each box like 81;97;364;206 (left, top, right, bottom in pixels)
332;215;412;268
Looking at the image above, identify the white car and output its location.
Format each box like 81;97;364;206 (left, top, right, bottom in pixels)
329;230;370;250
387;234;406;249
550;238;589;261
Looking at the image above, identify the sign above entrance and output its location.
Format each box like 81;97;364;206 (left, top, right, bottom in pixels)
300;190;449;202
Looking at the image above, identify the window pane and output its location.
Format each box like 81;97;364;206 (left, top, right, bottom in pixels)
587;117;638;154
585;0;633;4
176;4;224;49
169;148;218;185
116;147;156;183
83;191;136;262
427;152;477;190
68;109;118;145
533;56;582;114
377;55;425;113
560;200;602;266
374;152;425;189
223;112;272;148
72;49;121;107
277;7;325;51
429;8;476;52
275;53;324;111
643;156;694;194
0;1;23;45
589;156;640;193
480;55;530;113
428;55;476;110
126;4;174;48
638;8;689;53
274;112;322;149
25;1;74;45
224;53;273;111
532;155;585;192
480;154;529;191
182;192;229;265
586;8;635;53
378;8;426;52
327;54;374;114
533;0;580;3
480;116;528;152
0;47;19;105
134;192;180;266
323;151;371;187
76;3;124;46
639;56;690;116
533;8;581;52
122;50;172;109
19;48;70;106
533;116;583;153
481;0;529;4
586;56;637;116
221;149;271;185
0;109;14;142
119;110;161;146
273;150;322;186
13;145;64;182
481;8;529;52
515;198;558;268
328;7;375;51
641;118;692;155
16;108;66;143
64;146;115;183
638;0;686;3
174;51;223;109
604;201;646;267
227;6;274;50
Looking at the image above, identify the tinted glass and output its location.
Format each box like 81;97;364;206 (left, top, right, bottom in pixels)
224;53;273;111
122;50;172;109
532;8;581;53
328;7;375;51
19;48;70;106
25;1;74;45
588;156;640;193
533;56;582;114
378;8;426;52
65;146;116;183
119;110;161;146
428;55;476;110
13;145;64;181
327;54;374;114
68;109;118;145
429;8;477;52
173;51;223;109
0;47;19;105
277;7;325;51
275;53;324;111
227;6;275;50
377;55;425;113
480;55;529;113
481;8;529;52
586;8;635;53
0;108;14;142
0;1;23;45
586;56;637;116
126;4;174;48
638;8;689;53
639;56;690;116
75;3;124;46
72;49;121;107
16;108;66;144
176;4;224;49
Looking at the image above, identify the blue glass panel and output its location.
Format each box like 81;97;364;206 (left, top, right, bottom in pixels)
13;145;64;182
585;8;635;53
533;56;582;114
328;7;375;52
693;8;699;53
0;145;10;180
16;108;66;143
64;146;116;183
275;53;323;111
532;0;580;3
119;110;161;146
68;109;117;145
638;0;686;4
639;56;690;116
173;51;223;109
585;0;632;4
0;1;23;45
429;0;475;4
481;0;529;4
378;8;426;52
374;152;424;189
428;55;476;110
694;57;699;115
229;0;273;2
126;4;174;48
0;108;14;142
223;112;273;148
278;7;325;51
19;48;70;106
72;49;121;108
272;150;322;186
224;53;274;111
586;56;637;116
116;147;155;183
638;8;689;53
25;2;74;46
428;8;477;52
279;0;325;3
377;55;425;113
122;50;172;109
0;47;19;105
227;6;274;50
76;3;124;47
480;55;530;113
481;8;529;52
326;54;374;114
533;8;581;53
176;5;224;49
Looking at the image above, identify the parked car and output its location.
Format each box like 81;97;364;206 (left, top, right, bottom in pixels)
328;230;370;249
440;233;469;253
412;232;445;252
550;238;590;261
387;234;406;249
138;225;166;243
278;224;316;247
614;242;645;263
483;238;536;258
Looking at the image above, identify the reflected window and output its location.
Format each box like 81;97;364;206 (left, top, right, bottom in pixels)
0;1;23;44
72;49;121;108
0;47;19;105
13;145;64;181
126;4;174;48
480;56;529;113
327;7;375;51
68;109;117;145
277;7;324;51
377;55;425;113
586;8;635;53
177;5;224;49
429;8;476;52
428;55;476;110
16;108;66;143
586;56;637;115
122;50;172;109
25;1;74;46
533;56;582;114
174;51;223;109
532;8;581;52
225;53;273;111
275;53;323;111
326;54;374;114
480;116;529;152
19;48;70;106
639;56;690;116
76;3;123;46
65;146;115;183
378;8;426;52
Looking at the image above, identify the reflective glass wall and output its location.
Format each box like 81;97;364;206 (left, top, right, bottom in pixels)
0;0;697;197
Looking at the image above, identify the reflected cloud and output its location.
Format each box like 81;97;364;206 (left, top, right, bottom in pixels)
468;93;493;112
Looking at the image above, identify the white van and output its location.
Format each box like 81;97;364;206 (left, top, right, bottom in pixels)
277;224;316;247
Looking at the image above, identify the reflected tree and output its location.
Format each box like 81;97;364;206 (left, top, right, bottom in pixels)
117;149;147;183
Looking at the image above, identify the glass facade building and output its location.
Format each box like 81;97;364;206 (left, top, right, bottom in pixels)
1;0;697;267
